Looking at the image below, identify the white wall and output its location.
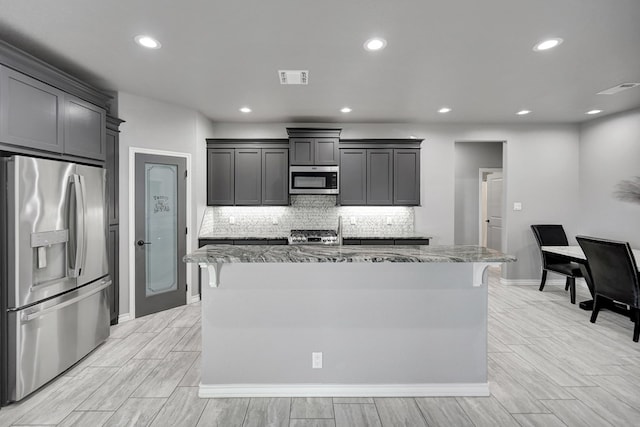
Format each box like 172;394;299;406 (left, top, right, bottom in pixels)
212;122;582;281
117;93;211;317
579;108;640;247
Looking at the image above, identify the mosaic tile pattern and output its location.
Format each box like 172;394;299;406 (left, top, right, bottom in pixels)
184;244;516;264
199;195;416;238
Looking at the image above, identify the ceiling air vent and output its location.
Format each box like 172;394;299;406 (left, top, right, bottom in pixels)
597;83;640;95
278;70;309;85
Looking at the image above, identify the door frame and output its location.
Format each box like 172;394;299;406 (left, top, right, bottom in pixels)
478;167;502;246
128;147;192;319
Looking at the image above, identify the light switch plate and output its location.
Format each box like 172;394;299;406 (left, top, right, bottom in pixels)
229;216;236;224
312;352;323;369
513;202;522;211
350;217;356;225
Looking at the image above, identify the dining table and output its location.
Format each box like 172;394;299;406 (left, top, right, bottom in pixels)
542;245;640;312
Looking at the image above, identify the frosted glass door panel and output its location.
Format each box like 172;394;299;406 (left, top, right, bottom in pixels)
145;164;178;296
135;153;186;317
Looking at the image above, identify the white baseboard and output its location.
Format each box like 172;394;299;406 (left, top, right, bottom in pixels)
499;278;559;286
199;383;490;398
117;313;132;323
500;277;588;289
117;297;199;324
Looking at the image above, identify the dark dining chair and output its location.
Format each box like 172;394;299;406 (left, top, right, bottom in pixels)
531;224;582;304
576;236;640;342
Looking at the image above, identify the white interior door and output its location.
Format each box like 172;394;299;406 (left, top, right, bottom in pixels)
486;172;503;251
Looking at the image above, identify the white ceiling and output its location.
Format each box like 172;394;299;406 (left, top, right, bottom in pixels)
0;0;639;124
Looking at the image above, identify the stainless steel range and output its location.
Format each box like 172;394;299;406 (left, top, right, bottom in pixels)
289;229;339;245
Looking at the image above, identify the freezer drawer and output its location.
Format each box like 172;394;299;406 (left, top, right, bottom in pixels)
7;277;111;402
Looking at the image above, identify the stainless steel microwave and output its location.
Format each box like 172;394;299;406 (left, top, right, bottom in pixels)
289;166;339;194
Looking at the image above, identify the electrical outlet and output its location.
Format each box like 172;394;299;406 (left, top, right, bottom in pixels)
272;217;278;225
229;216;235;224
513;202;523;211
312;352;323;369
350;217;356;225
386;217;392;225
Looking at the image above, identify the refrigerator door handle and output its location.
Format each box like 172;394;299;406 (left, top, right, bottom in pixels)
78;173;88;274
68;174;86;278
20;280;111;322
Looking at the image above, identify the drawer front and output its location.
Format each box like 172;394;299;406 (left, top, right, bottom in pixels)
198;239;232;247
360;239;394;245
395;239;430;245
342;239;361;245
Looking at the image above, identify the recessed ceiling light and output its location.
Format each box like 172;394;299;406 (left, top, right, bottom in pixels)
586;109;602;115
533;38;563;52
134;35;161;49
239;107;252;113
438;107;452;113
517;110;532;115
364;38;387;51
340;107;352;113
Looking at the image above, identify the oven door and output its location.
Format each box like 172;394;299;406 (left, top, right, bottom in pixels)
289;166;339;194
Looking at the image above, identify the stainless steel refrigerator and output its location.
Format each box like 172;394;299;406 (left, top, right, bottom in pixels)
0;155;111;403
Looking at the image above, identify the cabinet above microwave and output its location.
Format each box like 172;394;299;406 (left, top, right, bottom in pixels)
287;128;341;166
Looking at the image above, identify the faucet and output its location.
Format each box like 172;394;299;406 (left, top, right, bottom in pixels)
337;215;343;246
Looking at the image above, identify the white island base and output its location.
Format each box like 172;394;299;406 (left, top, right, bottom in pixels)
198;261;497;398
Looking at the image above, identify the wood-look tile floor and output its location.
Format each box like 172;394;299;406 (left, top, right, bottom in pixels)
2;268;640;426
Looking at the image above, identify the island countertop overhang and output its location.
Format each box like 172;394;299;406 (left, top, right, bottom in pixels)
184;244;516;264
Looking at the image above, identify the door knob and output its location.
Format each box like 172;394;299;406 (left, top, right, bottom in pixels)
137;240;152;246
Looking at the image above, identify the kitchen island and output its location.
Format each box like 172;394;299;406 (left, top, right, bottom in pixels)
184;244;515;398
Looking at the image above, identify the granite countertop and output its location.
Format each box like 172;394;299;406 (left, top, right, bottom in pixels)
198;234;432;240
184;244;515;264
198;236;288;241
344;235;432;240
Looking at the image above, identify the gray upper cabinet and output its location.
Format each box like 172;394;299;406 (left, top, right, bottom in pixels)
207;148;235;205
235;149;262;205
0;65;64;153
290;137;314;165
1;41;111;161
207;142;289;206
367;149;393;205
393;149;420;205
287;128;341;165
339;139;422;206
0;64;107;161
262;148;288;205
63;95;106;160
314;138;339;165
290;137;338;165
339;149;367;205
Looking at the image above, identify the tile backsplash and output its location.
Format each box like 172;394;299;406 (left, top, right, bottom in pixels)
199;196;414;238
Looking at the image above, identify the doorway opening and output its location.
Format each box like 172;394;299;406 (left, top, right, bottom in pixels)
453;141;504;248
